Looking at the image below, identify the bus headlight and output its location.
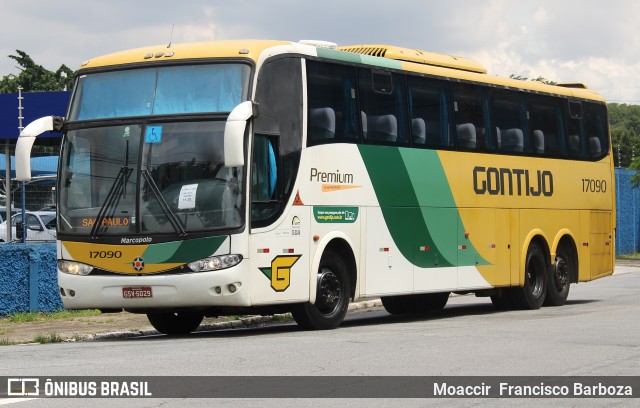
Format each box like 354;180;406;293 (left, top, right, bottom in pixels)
58;260;94;276
188;254;242;272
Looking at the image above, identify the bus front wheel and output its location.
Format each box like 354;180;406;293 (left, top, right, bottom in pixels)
291;249;350;330
147;311;204;335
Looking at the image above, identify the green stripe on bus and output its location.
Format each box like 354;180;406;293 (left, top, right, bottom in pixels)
358;145;489;267
142;236;227;264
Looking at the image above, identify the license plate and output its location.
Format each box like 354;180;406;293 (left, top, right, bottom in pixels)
122;287;153;298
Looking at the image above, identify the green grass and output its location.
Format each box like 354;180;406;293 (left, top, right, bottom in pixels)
33;332;63;344
272;313;293;322
0;333;64;346
617;253;640;260
2;310;101;324
0;338;14;346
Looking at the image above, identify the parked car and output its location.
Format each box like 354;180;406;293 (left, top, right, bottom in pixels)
0;211;56;242
0;207;21;224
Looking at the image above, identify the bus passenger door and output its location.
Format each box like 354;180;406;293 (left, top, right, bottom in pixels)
249;134;310;305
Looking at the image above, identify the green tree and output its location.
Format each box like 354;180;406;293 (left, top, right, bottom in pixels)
0;50;75;93
608;103;640;168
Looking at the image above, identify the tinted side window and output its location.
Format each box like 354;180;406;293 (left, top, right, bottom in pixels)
306;61;360;145
452;84;489;151
493;91;527;154
407;77;451;148
358;68;408;145
567;101;584;158
253;57;303;227
530;97;566;156
585;103;609;159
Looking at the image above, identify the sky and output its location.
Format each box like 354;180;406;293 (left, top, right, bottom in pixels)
1;0;639;103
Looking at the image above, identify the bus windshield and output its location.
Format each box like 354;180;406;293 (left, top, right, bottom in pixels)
58;121;244;236
69;63;251;120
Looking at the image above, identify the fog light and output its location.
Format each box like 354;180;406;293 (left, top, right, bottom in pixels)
69;290;76;297
60;287;66;296
228;284;237;293
214;286;222;294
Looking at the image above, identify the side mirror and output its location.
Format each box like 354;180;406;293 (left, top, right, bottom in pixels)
224;101;258;167
16;116;64;181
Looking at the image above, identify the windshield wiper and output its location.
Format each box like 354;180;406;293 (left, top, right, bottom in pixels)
89;165;133;239
90;139;133;239
141;169;187;237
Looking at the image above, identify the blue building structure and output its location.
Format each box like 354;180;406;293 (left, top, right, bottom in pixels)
615;168;640;255
0;91;70;141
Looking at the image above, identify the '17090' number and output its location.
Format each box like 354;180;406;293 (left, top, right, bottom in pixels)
582;179;607;193
89;250;123;259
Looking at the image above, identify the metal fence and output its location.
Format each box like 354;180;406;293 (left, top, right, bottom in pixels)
615;168;640;255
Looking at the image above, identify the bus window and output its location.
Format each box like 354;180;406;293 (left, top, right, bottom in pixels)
407;77;451;148
452;84;488;151
306;61;360;144
492;91;527;154
566;101;585;158
252;57;303;227
251;134;280;225
358;68;408;145
531;97;566;157
585;103;609;159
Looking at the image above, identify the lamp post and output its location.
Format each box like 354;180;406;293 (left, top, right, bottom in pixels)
18;87;26;243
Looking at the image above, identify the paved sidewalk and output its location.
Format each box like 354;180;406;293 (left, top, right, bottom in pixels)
0;300;382;345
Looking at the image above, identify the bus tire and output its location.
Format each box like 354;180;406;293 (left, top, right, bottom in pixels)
544;244;572;306
413;292;450;312
147;311;204;335
381;296;411;314
490;290;514;310
291;249;350;330
510;242;547;309
382;292;449;314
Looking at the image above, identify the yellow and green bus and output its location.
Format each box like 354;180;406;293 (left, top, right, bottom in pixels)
16;40;614;334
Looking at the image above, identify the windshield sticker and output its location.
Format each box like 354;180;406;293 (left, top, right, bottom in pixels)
313;207;359;223
178;184;198;209
145;126;163;143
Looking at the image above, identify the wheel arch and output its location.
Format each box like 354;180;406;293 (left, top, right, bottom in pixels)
309;232;358;304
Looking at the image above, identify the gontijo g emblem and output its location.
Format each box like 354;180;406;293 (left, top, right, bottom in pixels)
259;255;301;292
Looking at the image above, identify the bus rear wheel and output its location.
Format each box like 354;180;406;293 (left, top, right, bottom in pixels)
510;242;547;309
291;249;350;330
544;244;572;306
147;311;204;335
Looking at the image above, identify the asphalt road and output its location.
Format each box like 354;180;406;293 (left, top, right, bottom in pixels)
1;265;638;407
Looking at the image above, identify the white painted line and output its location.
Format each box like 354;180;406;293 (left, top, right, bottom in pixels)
0;399;38;406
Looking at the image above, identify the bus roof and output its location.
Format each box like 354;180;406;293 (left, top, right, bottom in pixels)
79;40;291;70
339;44;487;74
79;39;605;103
